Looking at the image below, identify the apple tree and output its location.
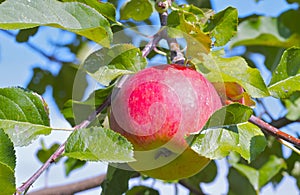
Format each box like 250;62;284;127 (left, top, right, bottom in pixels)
0;0;299;194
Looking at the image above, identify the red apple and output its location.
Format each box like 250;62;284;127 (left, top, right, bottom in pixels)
109;64;222;180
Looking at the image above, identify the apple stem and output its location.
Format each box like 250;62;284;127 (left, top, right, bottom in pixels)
142;1;185;65
159;9;185;65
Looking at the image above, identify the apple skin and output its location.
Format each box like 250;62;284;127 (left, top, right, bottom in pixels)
109;64;222;180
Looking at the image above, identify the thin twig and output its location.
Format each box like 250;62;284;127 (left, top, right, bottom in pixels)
142;32;163;58
249;115;300;147
15;95;112;194
277;138;300;155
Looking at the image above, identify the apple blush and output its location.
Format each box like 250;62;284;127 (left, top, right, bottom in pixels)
109;64;222;180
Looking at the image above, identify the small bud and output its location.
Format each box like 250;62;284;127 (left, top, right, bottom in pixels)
155;0;169;13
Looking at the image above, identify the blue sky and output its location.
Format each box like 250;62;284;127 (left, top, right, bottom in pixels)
0;0;299;194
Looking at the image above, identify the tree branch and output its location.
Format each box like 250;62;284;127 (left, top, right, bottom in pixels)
28;172;206;195
27;174;106;195
249;115;300;147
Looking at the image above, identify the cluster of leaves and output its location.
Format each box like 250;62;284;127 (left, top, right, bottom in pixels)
0;0;299;194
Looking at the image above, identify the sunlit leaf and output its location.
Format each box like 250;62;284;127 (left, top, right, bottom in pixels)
0;87;51;146
269;47;300;98
0;129;16;195
0;0;112;46
65;127;135;162
82;44;147;86
202;103;253;129
230;16;300;48
62;0;116;21
167;10;211;54
0;120;51;147
120;0;153;21
191;104;266;162
205;7;238;46
194;50;270;98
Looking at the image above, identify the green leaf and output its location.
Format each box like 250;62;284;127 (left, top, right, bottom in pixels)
278;9;300;37
36;140;60;163
65;127;135;162
227;167;256;195
243;46;285;71
194;50;270;98
0;0;112;46
204;7;238;46
287;0;300;4
190;104;266;162
230;16;300;48
180;160;217;194
286;151;300;190
0;129;16;195
101;165;136;195
27;67;54;95
0;87;51;146
82;44;147;86
52;64;88;110
16;27;39;42
284;92;300;120
0;120;52;147
167;10;211;54
268;47;300;98
203;103;253;129
179;4;206;20
191;123;266;163
258;155;287;188
62;0;116;22
62;86;113;126
232;155;286;191
120;0;153;21
126;186;159;195
64;158;86;176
